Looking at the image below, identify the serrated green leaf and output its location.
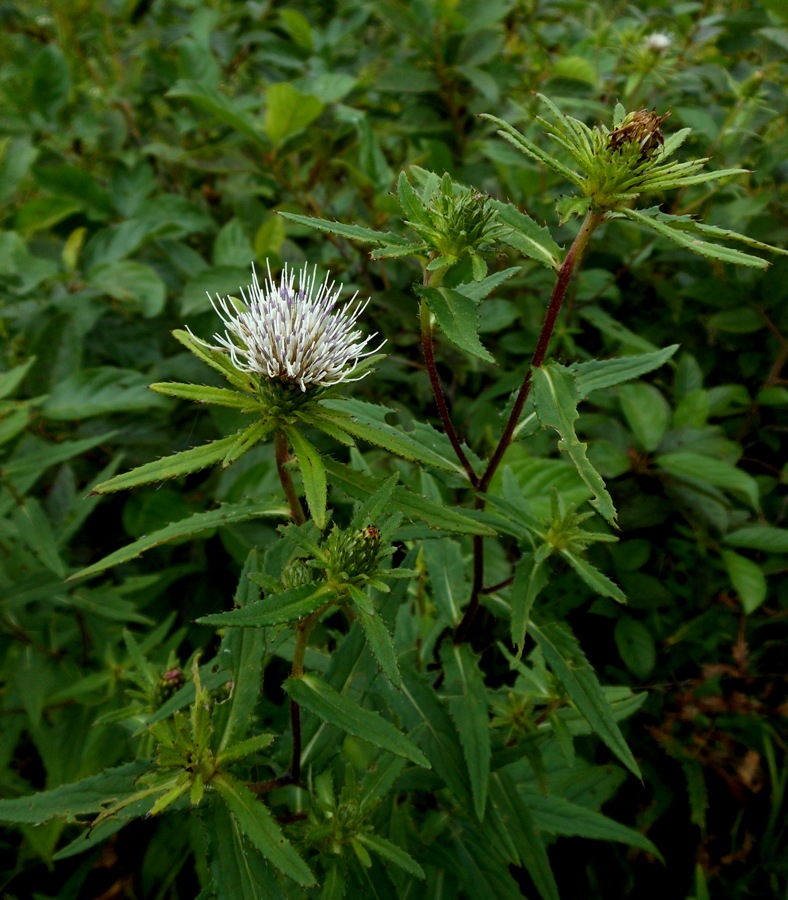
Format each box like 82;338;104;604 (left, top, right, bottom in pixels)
171;329;258;393
522;788;662;858
348;473;399;531
491;200;562;270
90;434;245;495
279;211;405;246
215;551;267;753
0;761;149;824
150;382;261;411
199;582;334;628
489;773;560;900
212;773;315;887
284;426;327;530
511;553;547;652
481;113;583;186
561;551;626;603
356;833;425;879
532;363;617;524
285;674;429;767
397;170;431;225
441;644;490;821
418;287;495;363
530;620;640;777
68;499;288;582
351;588;401;686
205;799;286;900
422;538;467;623
324;460;494;536
571;345;679;397
321;399;465;475
622;207;770;269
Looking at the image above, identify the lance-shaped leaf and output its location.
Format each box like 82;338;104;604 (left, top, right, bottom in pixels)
150;382;262;411
489;773;560;900
481;113;583;186
570;344;679;397
423;538;467;624
355;833;425;879
348;473;399;531
441;644;491;821
510;553;548;653
321;399;466;475
204;798;286;900
656;451;759;510
532;363;617;525
621;207;771;269
278;211;407;247
0;761;149;824
324;460;495;536
417;286;495;363
68;499;288;582
560;550;626;603
172;329;258;393
284;673;429;767
91;432;252;495
491;200;562;271
349;585;401;686
199;582;335;628
284;426;327;530
211;773;315;887
530;620;640;777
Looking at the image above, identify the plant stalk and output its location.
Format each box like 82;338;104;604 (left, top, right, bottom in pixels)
275;430;306;525
455;209;604;643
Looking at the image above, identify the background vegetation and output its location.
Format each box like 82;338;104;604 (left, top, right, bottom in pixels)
0;0;786;898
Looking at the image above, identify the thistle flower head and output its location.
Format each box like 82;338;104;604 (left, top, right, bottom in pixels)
208;262;383;393
644;31;672;53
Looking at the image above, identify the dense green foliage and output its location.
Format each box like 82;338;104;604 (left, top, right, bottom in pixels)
1;1;786;898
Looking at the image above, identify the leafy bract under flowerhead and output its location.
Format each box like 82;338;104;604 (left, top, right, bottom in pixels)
209;262;382;393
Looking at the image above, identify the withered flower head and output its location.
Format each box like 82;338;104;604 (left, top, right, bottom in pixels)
609;108;671;160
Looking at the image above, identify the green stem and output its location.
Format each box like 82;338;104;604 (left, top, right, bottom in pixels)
275;430;306;525
454;209;604;644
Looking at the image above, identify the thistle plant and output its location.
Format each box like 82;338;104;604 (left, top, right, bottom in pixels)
17;96;785;898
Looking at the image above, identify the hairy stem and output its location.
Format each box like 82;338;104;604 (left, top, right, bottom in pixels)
275;430;306;525
455;209;604;643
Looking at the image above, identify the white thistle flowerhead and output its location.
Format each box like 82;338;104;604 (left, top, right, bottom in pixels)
644;31;672;53
207;262;383;393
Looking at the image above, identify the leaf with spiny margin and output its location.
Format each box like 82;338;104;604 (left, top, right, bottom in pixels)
489;773;560;900
454;266;520;302
284;426;327;530
621;207;771;269
348;473;399;530
204;798;286;900
417;286;495;363
0;761;149;824
349;585;401;686
172;329;258;393
481;113;583;186
199;582;335;628
285;674;429;767
356;833;425;879
532;363;617;525
211;773;315;887
491;201;562;271
150;382;262;411
278;211;407;246
68;499;288;582
441;644;491;820
570;344;679;397
214;556;267;754
529;620;640;777
222;420;272;466
324;460;495;536
560;550;626;603
321;399;466;475
511;553;548;654
396;170;431;225
90;433;248;495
